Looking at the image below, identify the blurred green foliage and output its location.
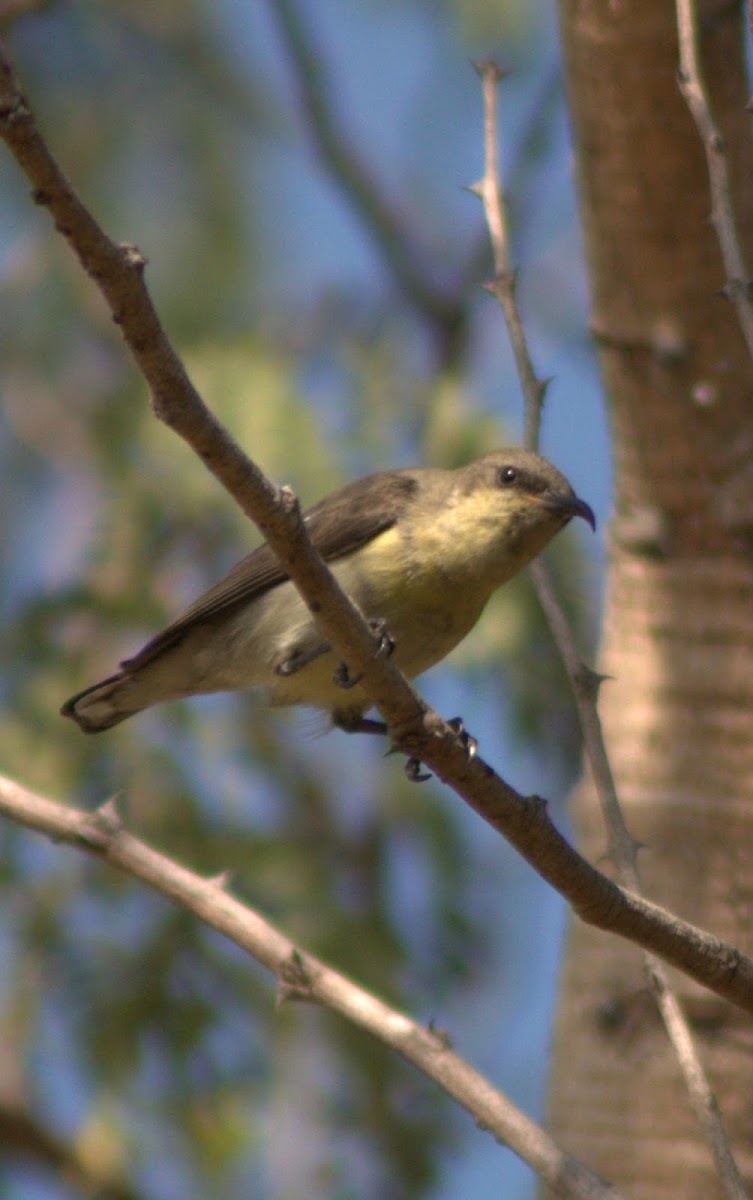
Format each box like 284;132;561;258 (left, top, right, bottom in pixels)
0;2;594;1199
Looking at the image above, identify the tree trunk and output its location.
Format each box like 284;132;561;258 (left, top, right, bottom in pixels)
548;2;753;1196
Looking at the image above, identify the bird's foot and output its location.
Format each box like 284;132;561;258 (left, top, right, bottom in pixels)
332;619;395;689
274;642;330;677
404;756;432;783
333;714;388;736
334;711;427;780
332;660;360;690
402;717;476;784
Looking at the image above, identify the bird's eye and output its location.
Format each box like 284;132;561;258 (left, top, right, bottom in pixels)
498;466;518;486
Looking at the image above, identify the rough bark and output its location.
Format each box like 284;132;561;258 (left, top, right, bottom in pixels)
549;2;753;1196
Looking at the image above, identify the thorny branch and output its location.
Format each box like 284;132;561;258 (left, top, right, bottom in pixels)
471;61;548;449
0;29;752;1152
676;0;753;364
0;31;752;1014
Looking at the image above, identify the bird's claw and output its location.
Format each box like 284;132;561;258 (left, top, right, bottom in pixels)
333;661;360;689
333;619;395;689
369;618;395;661
447;716;478;760
402;717;476;783
404;756;432;783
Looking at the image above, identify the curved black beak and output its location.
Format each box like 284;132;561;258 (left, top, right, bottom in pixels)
544;492;596;531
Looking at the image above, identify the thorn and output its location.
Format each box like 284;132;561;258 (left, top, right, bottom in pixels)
277;949;313;1007
575;663;612;700
427;1019;453;1050
539;376;554;400
483;269;516;297
96;795;123;827
77;795;123;849
208;868;233;890
606;832;645;871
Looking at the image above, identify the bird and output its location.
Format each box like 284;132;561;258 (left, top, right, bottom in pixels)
61;449;594;737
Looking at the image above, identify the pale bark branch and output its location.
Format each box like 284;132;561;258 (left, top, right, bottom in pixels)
474;60;750;1200
0;773;624;1200
676;0;753;363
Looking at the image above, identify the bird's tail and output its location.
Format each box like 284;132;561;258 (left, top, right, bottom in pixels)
61;672;144;733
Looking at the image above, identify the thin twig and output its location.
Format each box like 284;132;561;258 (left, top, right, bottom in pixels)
0;773;624;1200
2;39;753;1014
471;61;547;449
529;561;642;879
475;60;749;1200
676;0;753;364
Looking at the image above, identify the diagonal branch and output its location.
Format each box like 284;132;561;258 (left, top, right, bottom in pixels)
2;40;753;1016
0;37;430;745
0;772;624;1200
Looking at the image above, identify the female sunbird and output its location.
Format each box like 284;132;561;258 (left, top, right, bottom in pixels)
62;449;594;735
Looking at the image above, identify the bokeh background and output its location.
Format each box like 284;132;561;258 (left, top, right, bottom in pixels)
0;2;611;1197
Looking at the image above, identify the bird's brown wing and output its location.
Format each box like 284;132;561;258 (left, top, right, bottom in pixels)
122;470;419;670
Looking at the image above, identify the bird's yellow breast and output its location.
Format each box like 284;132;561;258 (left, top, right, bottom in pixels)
332;519;491;680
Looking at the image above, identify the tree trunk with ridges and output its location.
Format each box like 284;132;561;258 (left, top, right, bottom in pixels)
549;2;753;1196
